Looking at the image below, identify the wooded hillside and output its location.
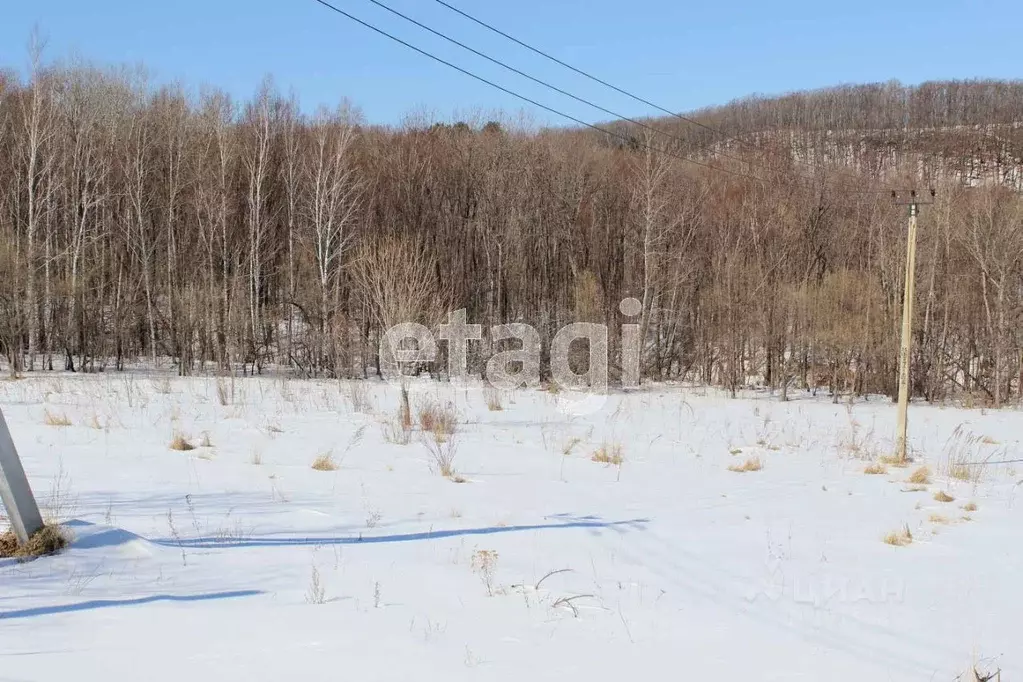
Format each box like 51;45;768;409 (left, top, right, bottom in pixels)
1;58;1021;405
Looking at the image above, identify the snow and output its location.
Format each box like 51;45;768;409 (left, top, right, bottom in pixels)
1;375;1020;681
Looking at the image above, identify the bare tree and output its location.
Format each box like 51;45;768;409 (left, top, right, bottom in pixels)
302;102;362;371
17;33;58;370
0;49;1020;402
239;78;282;369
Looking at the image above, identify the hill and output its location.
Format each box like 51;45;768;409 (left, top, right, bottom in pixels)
0;65;1021;406
600;79;1023;189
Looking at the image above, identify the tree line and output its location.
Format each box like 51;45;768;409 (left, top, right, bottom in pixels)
1;55;1021;405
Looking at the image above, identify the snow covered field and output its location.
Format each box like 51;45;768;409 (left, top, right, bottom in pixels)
1;374;1020;681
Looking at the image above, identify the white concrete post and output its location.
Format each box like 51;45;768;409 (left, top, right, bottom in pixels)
0;407;44;544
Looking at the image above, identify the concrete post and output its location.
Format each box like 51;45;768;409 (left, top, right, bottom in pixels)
0;407;44;544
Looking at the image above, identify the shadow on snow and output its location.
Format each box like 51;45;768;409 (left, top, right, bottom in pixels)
152;514;650;549
0;590;263;621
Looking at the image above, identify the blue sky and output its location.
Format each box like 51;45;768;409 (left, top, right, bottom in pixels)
1;0;1018;126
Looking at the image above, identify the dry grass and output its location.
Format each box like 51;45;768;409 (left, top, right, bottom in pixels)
864;462;888;475
417;400;458;443
311;452;338;472
941;425;988;484
169;433;195;451
949;462;974;482
883;524;913;547
382;411;413;445
417;401;439;432
215;376;234;406
836;410;882;461
0;524;70;559
43;409;72;427
470;549;499;596
879;454;909;468
928;514;951;525
561;436;583;456
728;457;763;473
591;442;624;466
344;381;372;413
422;429;459;478
305;565;326;605
399;386;412;432
483;386;504;412
962;502;978;512
933;490;956;503
907;466;931;485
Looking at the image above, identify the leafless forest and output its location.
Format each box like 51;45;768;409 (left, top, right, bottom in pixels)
1;55;1022;405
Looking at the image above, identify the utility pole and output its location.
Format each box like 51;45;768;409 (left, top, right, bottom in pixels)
893;189;935;463
0;407;44;544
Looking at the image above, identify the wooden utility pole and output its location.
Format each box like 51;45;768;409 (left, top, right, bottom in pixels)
0;407;44;544
893;189;935;463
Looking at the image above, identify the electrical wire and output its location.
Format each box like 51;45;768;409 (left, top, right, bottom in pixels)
428;0;917;195
430;0;741;147
311;0;766;183
312;0;904;195
362;0;758;172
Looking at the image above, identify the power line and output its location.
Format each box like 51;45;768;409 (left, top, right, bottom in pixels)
360;0;758;173
311;0;898;195
310;0;764;183
362;0;891;193
428;0;913;195
430;0;746;149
